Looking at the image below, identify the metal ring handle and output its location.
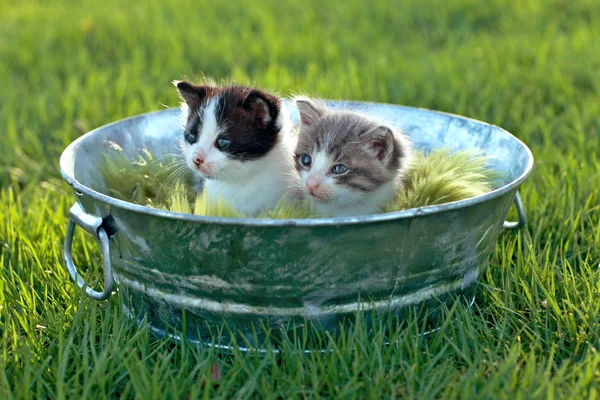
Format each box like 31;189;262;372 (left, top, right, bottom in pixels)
503;191;526;230
64;203;115;300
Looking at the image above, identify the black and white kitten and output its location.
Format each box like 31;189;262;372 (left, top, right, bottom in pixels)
293;98;413;217
175;81;295;216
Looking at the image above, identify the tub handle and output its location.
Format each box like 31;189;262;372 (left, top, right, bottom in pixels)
503;191;526;230
64;202;115;300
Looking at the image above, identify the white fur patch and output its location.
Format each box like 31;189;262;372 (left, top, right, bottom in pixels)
183;96;228;178
311;150;330;176
199;98;219;145
204;144;294;215
178;102;190;131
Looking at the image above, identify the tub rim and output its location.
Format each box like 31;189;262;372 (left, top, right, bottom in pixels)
59;101;534;228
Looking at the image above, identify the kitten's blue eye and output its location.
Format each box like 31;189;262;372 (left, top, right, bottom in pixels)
185;133;197;144
300;154;312;167
216;137;231;150
331;164;348;174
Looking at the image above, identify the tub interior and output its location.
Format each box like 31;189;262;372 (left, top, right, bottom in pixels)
61;101;531;205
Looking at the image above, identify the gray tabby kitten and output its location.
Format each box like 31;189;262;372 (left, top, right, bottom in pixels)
293;98;413;217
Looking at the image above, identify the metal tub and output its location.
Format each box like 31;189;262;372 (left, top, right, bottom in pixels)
59;101;533;350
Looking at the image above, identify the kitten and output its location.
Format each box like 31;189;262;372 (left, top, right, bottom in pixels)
293;98;412;217
175;80;295;216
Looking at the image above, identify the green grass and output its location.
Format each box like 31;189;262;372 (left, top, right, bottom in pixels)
1;0;600;398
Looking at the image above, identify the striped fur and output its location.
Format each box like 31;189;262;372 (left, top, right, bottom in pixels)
294;98;412;217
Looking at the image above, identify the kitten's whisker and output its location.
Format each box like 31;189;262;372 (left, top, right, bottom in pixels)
153;155;185;165
155;161;187;178
154;159;186;172
161;165;189;188
167;168;191;189
154;152;182;158
177;169;192;186
153;153;184;163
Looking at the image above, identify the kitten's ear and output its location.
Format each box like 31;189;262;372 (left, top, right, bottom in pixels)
243;90;277;128
174;80;209;111
364;126;396;164
296;99;323;127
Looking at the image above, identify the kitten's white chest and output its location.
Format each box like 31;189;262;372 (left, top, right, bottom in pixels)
204;176;286;216
202;145;294;216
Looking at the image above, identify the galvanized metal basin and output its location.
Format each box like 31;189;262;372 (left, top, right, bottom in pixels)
59;101;533;351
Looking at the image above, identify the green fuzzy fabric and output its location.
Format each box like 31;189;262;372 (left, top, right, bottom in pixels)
98;141;197;208
98;144;501;218
384;149;503;211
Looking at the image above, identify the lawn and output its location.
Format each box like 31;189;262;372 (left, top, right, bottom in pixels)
1;0;600;398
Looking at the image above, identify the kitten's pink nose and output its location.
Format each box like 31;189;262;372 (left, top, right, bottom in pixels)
193;154;205;167
307;184;319;194
306;177;321;194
